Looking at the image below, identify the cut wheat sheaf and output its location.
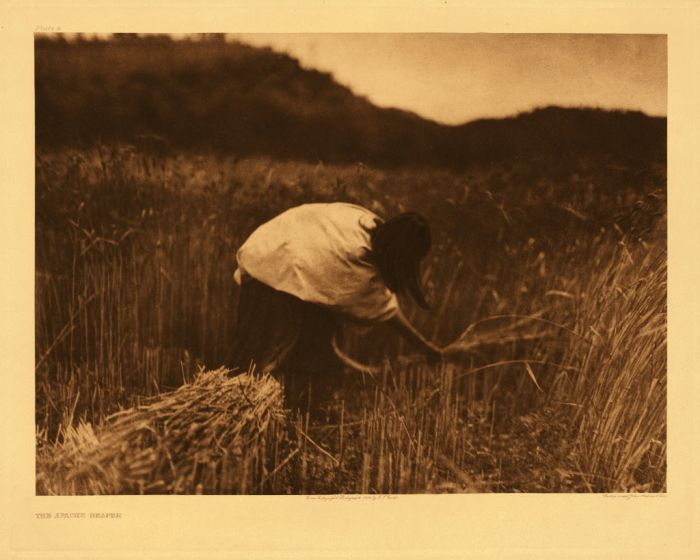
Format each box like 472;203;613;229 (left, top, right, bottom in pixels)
36;369;288;495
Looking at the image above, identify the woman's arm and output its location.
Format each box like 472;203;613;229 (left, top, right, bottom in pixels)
387;309;443;362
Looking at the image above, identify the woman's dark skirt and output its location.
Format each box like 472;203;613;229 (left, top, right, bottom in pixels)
228;277;345;412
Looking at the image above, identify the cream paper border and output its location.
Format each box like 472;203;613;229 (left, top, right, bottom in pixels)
1;1;698;559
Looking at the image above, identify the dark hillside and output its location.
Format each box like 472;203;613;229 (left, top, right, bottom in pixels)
446;107;666;163
35;35;665;167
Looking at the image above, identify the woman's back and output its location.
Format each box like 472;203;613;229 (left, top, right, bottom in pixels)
235;203;399;322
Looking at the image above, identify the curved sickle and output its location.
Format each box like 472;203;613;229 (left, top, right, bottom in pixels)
331;333;385;375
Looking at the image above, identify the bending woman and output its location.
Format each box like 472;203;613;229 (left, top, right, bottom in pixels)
229;202;443;410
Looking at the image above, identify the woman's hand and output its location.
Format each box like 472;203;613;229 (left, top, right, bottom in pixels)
387;309;444;365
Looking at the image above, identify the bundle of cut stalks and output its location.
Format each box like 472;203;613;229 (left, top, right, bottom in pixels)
36;369;288;495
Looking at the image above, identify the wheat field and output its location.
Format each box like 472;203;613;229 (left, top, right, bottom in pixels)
35;146;666;493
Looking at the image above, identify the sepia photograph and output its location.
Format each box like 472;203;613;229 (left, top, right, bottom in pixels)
32;32;668;496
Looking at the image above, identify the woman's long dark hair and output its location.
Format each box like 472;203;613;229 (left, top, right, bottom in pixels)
366;212;431;308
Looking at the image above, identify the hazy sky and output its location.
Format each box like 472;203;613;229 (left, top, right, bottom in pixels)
233;33;667;125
